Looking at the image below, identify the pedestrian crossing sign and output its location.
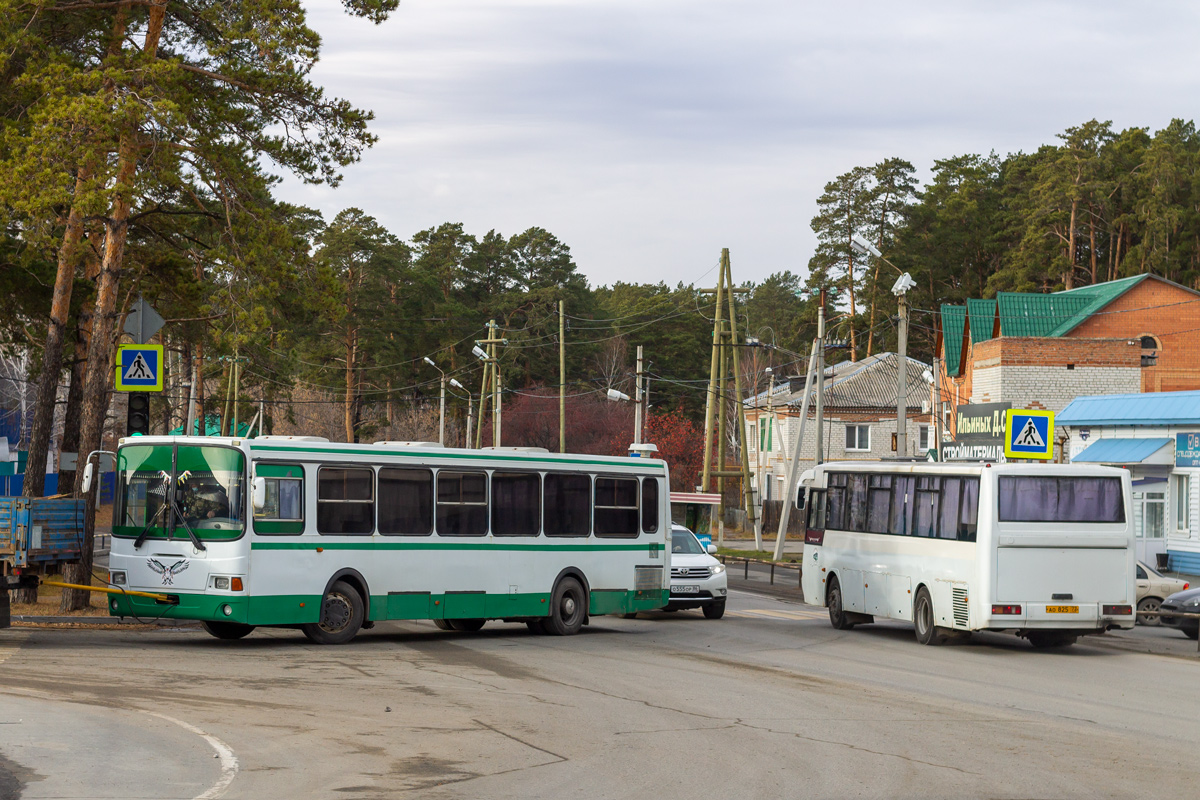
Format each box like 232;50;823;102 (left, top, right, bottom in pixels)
115;344;164;391
1004;409;1054;460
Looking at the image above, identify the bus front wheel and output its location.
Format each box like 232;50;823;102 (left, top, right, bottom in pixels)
543;577;586;636
202;621;255;640
302;580;364;645
913;587;945;646
827;576;855;630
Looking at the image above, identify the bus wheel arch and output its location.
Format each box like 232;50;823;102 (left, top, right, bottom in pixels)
322;569;371;622
543;569;589;636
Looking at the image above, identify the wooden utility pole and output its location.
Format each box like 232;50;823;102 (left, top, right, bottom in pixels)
474;321;507;448
698;248;756;543
634;345;644;445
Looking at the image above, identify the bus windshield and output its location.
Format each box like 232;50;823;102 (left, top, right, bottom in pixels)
115;445;246;541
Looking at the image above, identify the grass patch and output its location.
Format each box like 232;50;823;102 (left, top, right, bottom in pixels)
716;547;801;563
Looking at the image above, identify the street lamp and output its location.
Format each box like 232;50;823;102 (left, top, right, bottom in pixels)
423;357;447;446
850;234;917;457
606;388;630;402
448;378;472;449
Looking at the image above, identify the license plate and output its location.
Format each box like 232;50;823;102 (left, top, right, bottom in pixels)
1046;605;1079;614
672;584;700;594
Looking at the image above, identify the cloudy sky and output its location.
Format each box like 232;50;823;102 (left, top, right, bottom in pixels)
282;0;1200;288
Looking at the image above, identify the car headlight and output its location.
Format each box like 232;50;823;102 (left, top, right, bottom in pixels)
1186;598;1200;607
711;563;726;575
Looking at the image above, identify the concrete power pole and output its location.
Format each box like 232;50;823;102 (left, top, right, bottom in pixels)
634;345;644;445
559;300;566;453
774;339;819;560
815;288;826;466
896;292;909;457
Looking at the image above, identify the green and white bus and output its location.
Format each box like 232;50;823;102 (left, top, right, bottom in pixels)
104;435;671;643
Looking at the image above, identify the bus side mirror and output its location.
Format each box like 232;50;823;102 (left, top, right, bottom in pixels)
81;462;94;494
252;476;267;512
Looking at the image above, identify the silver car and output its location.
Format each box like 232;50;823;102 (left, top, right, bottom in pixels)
1136;561;1190;625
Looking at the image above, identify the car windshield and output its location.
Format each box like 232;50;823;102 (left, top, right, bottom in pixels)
671;529;705;555
115;445;245;541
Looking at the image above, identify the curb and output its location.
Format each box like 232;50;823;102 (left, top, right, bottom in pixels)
11;616;200;627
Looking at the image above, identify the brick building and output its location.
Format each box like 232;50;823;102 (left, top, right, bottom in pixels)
938;274;1200;458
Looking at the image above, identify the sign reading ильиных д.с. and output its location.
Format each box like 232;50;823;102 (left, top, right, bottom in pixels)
941;402;1010;462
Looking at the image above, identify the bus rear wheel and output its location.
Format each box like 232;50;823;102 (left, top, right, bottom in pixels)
913;587;945;646
202;621;255;640
302;580;364;645
449;619;486;632
827;576;855;630
543;577;586;636
433;619;454;631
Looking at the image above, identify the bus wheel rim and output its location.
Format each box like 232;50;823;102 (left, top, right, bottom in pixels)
321;594;352;632
563;596;577;618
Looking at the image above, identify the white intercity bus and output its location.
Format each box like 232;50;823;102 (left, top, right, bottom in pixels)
103;435;671;643
800;462;1136;648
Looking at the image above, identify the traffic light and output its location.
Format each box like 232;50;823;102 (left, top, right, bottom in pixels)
127;391;150;436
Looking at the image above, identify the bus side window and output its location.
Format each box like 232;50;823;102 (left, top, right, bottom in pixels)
866;474;892;534
254;464;305;535
596;476;639;537
890;475;914;535
847;474;869;532
492;472;540;536
317;467;374;535
958;478;980;541
545;473;590;537
436;471;488;536
913;476;940;538
379;467;433;535
641;477;659;534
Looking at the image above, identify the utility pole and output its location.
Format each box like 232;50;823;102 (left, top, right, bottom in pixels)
559;300;566;453
634;345;644;445
473;321;507;448
896;291;909;457
775;339;819;560
423;357;447;446
699;248;756;543
815;288;826;465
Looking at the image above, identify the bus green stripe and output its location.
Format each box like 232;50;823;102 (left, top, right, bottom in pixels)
246;443;665;471
251;541;663;552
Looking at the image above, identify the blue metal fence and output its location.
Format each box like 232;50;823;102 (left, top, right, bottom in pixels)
0;473;113;502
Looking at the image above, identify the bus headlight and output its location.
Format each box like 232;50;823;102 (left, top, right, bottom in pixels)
213;576;230;590
110;571;126;586
711;564;726;575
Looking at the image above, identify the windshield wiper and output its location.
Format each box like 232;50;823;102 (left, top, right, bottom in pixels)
133;503;168;550
169;498;206;552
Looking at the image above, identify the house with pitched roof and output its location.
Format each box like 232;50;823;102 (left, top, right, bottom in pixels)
938;274;1200;459
745;352;936;503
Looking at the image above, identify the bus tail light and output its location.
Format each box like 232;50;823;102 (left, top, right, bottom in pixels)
1102;605;1132;615
231;577;243;592
991;604;1021;615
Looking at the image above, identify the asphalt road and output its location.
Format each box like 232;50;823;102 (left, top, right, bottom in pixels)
1;587;1198;800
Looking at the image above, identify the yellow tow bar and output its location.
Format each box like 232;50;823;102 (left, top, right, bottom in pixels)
40;580;176;604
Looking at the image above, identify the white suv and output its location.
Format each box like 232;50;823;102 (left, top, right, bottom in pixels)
665;524;728;619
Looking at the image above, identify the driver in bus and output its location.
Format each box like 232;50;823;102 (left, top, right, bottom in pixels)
180;483;229;524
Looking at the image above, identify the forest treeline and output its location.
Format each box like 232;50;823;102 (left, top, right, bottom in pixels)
2;0;1199;486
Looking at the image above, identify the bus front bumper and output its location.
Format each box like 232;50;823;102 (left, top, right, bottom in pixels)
108;591;250;624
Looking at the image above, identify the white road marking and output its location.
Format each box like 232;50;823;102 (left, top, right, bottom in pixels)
143;710;239;800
